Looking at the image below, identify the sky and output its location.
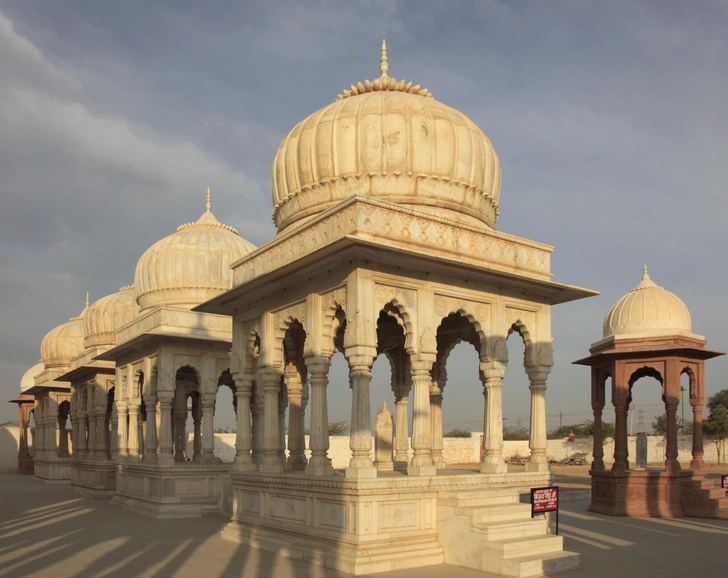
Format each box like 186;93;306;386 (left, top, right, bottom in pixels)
0;1;726;436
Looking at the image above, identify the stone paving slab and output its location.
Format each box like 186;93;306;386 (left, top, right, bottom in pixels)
0;474;726;578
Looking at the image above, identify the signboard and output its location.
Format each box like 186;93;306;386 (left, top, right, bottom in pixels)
531;486;559;535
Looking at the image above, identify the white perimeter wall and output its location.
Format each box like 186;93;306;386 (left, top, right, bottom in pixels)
1;426;724;472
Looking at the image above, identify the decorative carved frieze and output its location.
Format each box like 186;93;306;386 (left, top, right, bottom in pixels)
233;197;551;286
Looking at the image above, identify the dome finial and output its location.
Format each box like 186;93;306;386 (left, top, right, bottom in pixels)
206;186;212;212
642;264;650;280
380;39;389;77
85;291;89;308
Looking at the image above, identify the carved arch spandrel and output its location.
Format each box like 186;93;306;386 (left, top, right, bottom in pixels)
319;288;347;359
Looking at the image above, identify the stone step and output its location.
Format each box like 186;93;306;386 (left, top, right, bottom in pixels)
440;489;519;508
484;534;565;559
466;503;533;524
473;518;548;541
498;550;580;578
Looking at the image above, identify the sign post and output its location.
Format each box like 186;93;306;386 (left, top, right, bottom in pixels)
531;486;560;535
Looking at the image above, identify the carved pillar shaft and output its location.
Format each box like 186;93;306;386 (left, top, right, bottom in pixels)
234;377;254;471
394;395;410;464
260;371;284;473
481;370;506;473
345;363;376;479
612;403;628;472
526;379;549;472
286;374;306;470
202;395;215;464
407;367;435;476
305;359;333;476
278;386;288;465
665;403;680;471
251;400;264;466
116;405;127;460
157;395;174;466
127;406;140;460
77;412;88;459
690;404;705;471
143;397;158;463
110;406;119;459
430;388;445;469
592;405;605;471
86;409;97;460
95;411;106;460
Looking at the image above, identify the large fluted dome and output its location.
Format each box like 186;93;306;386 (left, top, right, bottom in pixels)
603;266;694;339
84;285;141;348
271;41;501;233
134;190;257;311
20;362;44;393
40;315;86;368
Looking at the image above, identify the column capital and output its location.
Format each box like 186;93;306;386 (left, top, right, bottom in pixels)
157;391;174;404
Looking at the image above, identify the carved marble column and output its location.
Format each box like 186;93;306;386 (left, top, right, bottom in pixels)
286;366;307;470
481;366;507;473
143;395;158;463
278;383;288;465
259;369;284;473
305;357;333;476
690;402;705;471
86;407;97;460
192;399;202;461
251;390;264;466
526;372;549;472
408;364;436;476
201;393;216;464
157;392;174;466
95;408;107;460
430;380;445;469
116;403;127;460
591;400;605;471
57;414;69;458
233;376;255;472
127;404;140;460
77;409;88;460
110;405;119;459
46;400;58;458
393;385;410;468
346;358;377;479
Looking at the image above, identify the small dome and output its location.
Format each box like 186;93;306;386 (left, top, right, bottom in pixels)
271;41;501;234
134;188;257;311
84;285;141;348
40;314;86;368
20;362;44;393
603;266;693;339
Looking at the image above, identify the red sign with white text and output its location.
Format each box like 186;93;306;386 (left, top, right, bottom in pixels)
531;487;559;513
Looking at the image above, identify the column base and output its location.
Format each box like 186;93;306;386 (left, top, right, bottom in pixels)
344;466;377;479
525;460;550;473
233;460;256;473
433;455;446;470
305;460;334;476
479;459;507;474
407;463;436;476
259;458;285;474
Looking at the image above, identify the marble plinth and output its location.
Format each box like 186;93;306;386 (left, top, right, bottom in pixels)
112;462;232;519
33;457;70;483
71;458;117;495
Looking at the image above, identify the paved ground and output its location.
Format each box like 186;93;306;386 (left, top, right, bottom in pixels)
0;472;726;578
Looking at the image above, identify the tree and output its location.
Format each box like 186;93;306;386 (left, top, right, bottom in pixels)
327;420;349;436
444;428;471;438
503;425;529;440
547;420;614;439
652;413;668;435
707;389;728;412
703;404;728;464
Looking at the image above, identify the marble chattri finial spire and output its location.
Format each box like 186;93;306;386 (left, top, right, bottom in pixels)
642;264;649;280
85;291;89;308
380;39;389;77
206;186;212;212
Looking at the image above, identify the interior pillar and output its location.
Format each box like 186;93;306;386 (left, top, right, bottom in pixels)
286;365;307;470
201;393;216;464
429;381;445;469
305;357;333;476
409;363;436;476
259;369;284;473
481;365;507;473
143;395;158;463
157;392;174;466
233;375;255;472
526;372;549;472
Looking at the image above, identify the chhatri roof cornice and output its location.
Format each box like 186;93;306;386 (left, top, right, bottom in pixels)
197;195;597;315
